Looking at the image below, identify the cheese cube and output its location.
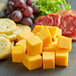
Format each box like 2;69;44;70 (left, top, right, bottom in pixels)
57;28;62;37
36;28;52;47
43;52;55;69
23;54;42;70
12;46;25;63
44;42;56;52
44;38;58;52
15;39;26;50
45;26;62;39
18;29;35;40
56;51;69;66
55;48;71;52
57;36;72;50
26;36;42;56
32;25;44;34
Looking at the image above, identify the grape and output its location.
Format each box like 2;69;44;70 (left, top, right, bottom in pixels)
7;1;15;12
31;5;40;15
14;0;26;9
23;6;33;17
4;7;10;16
26;0;35;6
30;15;34;20
11;10;23;22
21;17;33;26
8;0;12;1
8;0;14;2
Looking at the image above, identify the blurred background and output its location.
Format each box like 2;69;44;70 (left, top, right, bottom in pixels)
67;0;76;9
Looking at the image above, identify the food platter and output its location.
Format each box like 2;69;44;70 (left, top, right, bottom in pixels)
0;0;76;76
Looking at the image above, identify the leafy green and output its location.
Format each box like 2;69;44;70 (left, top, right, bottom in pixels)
34;0;71;16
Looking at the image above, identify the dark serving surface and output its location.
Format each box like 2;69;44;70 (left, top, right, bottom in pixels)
0;0;76;76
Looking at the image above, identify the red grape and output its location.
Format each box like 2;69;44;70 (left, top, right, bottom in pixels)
4;7;10;16
21;17;33;26
23;6;33;17
30;15;34;20
11;10;23;22
26;0;35;6
31;5;40;15
8;0;14;1
14;0;26;9
7;1;15;12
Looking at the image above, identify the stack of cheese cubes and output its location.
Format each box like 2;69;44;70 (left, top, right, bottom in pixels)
12;25;72;70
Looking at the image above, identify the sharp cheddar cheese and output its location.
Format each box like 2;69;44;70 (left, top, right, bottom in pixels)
23;54;42;70
56;51;69;66
43;42;56;52
57;36;72;50
45;26;62;39
16;39;26;50
55;48;71;52
12;46;25;63
32;25;44;34
36;28;52;47
26;36;43;56
43;38;58;52
43;52;55;69
12;25;72;70
18;29;35;40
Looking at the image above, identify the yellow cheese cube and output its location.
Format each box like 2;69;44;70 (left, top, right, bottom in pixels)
26;36;42;56
44;47;70;53
43;52;55;69
57;28;62;37
56;51;69;66
57;36;72;50
36;28;52;47
44;42;56;52
12;46;25;63
55;48;71;52
18;29;35;40
23;54;42;70
44;38;58;52
15;39;26;51
32;25;44;34
45;26;62;39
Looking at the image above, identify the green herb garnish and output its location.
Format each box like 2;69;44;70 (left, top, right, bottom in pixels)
34;0;71;16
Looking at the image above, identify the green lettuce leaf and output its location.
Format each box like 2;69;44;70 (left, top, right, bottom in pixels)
34;0;71;16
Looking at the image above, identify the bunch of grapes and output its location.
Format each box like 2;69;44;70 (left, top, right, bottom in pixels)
4;0;40;27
